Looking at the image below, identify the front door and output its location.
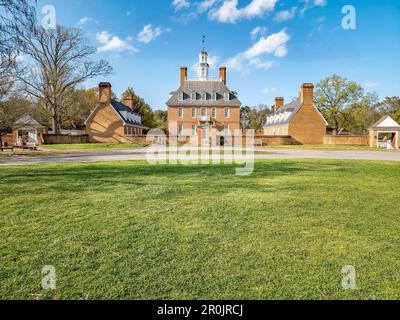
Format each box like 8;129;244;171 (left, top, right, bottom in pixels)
201;127;209;146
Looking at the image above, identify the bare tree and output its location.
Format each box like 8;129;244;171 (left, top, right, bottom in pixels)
0;0;36;84
17;25;113;133
0;0;36;145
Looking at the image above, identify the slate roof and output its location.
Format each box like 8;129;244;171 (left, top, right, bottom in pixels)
166;80;241;107
110;99;143;127
14;115;44;128
263;100;302;128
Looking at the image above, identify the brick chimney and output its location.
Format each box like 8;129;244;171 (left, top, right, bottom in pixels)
180;66;187;85
122;94;134;110
99;82;111;104
300;83;314;106
219;66;227;85
274;97;284;113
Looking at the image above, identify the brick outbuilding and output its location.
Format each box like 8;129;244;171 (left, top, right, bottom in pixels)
263;83;328;145
85;83;145;143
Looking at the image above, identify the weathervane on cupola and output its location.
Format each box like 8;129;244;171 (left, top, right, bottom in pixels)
198;34;209;80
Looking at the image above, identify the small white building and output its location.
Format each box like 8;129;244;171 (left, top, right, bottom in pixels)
369;115;400;149
13;115;45;145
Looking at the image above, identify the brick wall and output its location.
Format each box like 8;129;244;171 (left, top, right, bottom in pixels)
0;133;15;145
43;134;89;144
254;135;301;146
323;135;369;146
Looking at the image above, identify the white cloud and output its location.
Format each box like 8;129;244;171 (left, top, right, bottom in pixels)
137;24;170;44
314;0;327;6
173;0;190;11
226;56;244;71
96;31;138;54
263;87;277;93
275;7;297;22
250;26;267;39
77;17;93;27
243;29;290;59
209;0;278;23
207;55;220;68
225;29;289;73
197;0;218;13
300;0;327;15
250;58;274;70
363;81;380;89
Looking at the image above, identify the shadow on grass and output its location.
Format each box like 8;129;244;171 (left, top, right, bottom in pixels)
0;160;365;198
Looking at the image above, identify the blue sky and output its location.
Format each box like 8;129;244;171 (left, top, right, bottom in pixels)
36;0;400;110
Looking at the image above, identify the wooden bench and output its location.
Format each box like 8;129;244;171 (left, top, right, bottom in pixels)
0;146;14;152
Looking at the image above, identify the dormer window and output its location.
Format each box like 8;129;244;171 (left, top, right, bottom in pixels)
201;91;206;101
178;92;183;102
224;92;230;102
191;91;196;101
211;91;217;101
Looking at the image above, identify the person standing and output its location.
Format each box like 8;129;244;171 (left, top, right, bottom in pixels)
387;138;393;150
17;136;24;148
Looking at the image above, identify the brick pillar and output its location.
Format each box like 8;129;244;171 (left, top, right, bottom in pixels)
219;66;227;85
99;82;112;104
180;66;187;86
301;83;314;106
122;95;134;110
274;97;284;113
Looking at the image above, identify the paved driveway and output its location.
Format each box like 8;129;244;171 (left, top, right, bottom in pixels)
1;147;399;165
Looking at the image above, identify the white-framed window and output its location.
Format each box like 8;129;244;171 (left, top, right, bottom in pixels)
224;92;230;102
201;107;207;117
191;107;196;118
212;107;216;119
224;125;230;136
178;92;184;101
191;125;196;136
211;91;217;101
201;91;206;101
224;107;230;118
179;107;183;118
191;91;196;101
178;124;183;136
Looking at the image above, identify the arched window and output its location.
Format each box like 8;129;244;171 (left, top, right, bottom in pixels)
201;91;206;101
191;91;196;101
211;91;217;101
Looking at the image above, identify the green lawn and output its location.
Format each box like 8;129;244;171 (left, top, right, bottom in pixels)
1;160;399;300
